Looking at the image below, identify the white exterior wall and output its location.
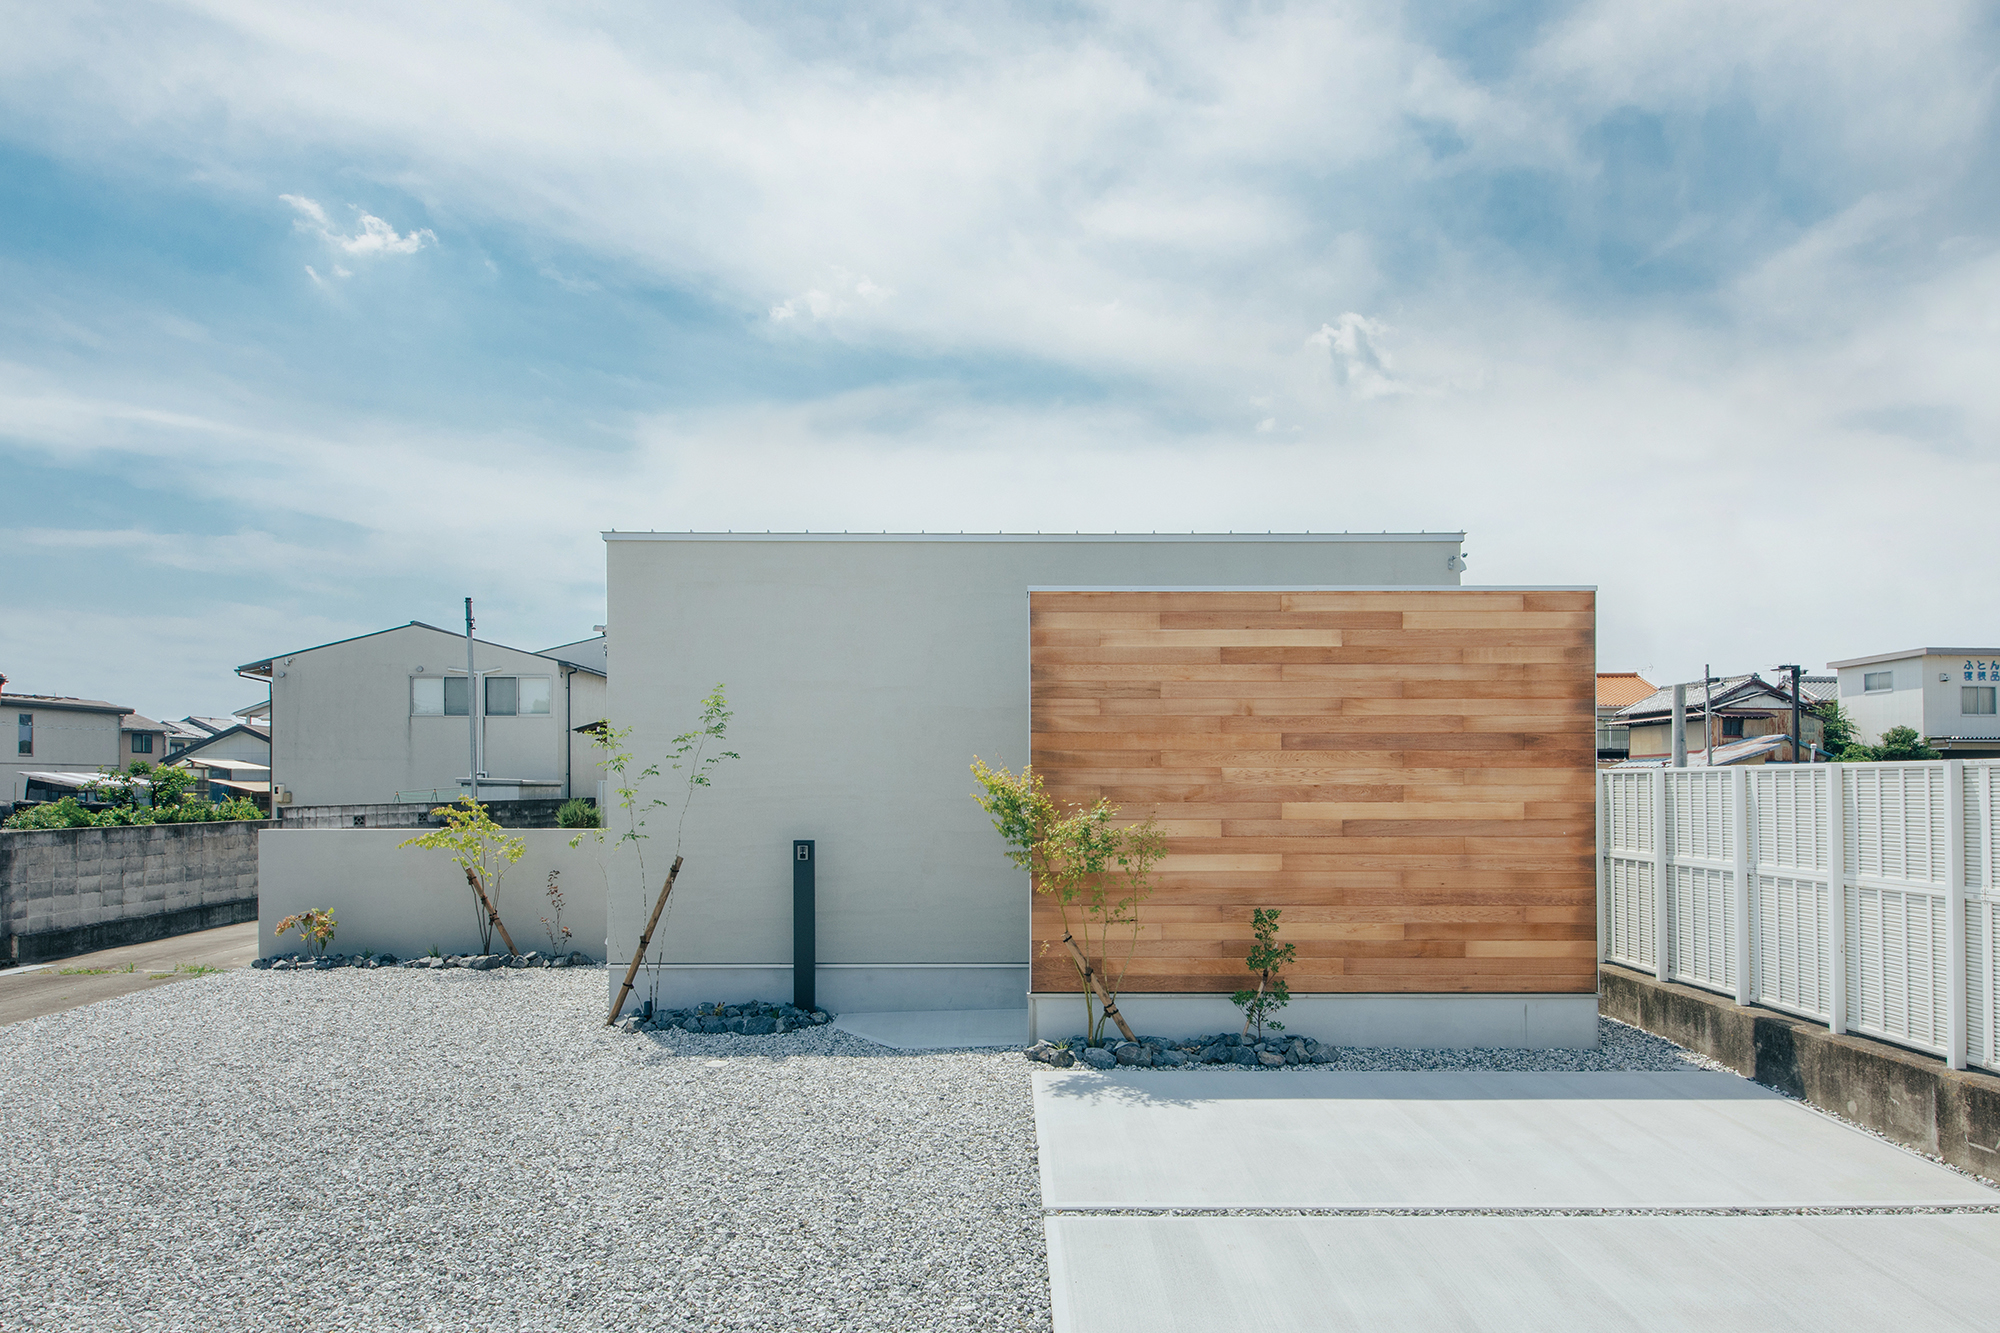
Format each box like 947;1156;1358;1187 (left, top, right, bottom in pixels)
600;532;1463;1014
182;730;271;768
1837;655;1925;746
1;705;124;804
258;829;607;959
268;624;603;806
1836;654;2000;747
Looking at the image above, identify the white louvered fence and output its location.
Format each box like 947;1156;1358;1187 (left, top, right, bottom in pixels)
1600;760;2000;1072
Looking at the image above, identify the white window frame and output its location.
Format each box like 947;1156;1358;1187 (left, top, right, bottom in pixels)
1863;671;1895;693
1965;685;1998;716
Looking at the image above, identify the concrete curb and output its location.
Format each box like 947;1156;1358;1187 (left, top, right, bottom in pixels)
1599;963;2000;1178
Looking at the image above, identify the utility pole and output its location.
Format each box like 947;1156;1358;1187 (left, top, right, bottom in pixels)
1779;663;1803;763
1672;684;1688;768
1703;664;1715;766
466;598;479;803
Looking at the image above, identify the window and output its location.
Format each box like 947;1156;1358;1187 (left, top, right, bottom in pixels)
484;675;551;717
130;732;153;754
1722;718;1745;738
16;713;30;757
1864;671;1895;692
1966;686;1998;716
411;676;470;716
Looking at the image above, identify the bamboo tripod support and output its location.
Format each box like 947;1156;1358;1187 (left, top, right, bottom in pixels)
1061;930;1137;1043
463;866;518;957
606;856;684;1026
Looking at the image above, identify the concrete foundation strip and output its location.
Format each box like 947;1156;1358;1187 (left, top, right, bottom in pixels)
1045;1203;2000;1217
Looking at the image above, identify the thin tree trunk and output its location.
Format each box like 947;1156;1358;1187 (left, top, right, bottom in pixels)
1241;972;1267;1039
464;866;518;956
1061;931;1137;1043
606;856;684;1026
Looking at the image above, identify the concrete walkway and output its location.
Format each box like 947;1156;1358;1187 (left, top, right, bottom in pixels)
832;1008;1027;1050
0;921;258;1026
1035;1069;2000;1332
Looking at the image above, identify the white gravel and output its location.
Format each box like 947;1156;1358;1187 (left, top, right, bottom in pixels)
1;971;1743;1330
0;970;1048;1333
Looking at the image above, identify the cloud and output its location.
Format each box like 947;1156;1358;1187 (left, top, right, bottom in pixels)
281;193;434;263
1308;314;1415;400
0;1;1996;712
769;270;893;325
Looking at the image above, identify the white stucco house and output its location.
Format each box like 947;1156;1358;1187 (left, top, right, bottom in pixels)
1827;647;2000;759
1;688;164;806
238;622;608;808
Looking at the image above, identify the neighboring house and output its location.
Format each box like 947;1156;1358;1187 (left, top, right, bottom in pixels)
168;702;273;756
1611;673;1832;764
1595;673;1655;763
1826;647;2000;760
120;714;170;766
237;621;607;807
166;722;274;810
1;689;133;805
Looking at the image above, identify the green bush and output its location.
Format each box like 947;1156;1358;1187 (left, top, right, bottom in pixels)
556;797;599;829
3;762;267;829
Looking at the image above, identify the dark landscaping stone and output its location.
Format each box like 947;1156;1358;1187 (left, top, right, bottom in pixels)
1200;1043;1232;1063
741;1017;777;1035
1257;1050;1287;1067
1232;1047;1259;1067
1078;1046;1117;1070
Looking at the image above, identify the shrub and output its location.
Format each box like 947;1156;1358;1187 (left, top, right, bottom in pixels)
275;908;337;957
1231;908;1295;1041
556;797;598;829
400;797;525;956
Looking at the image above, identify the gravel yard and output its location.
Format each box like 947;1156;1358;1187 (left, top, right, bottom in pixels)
0;970;1047;1333
1;966;1737;1331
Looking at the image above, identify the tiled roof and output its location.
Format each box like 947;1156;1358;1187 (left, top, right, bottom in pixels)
0;693;130;715
1618;674;1836;721
1596;673;1656;708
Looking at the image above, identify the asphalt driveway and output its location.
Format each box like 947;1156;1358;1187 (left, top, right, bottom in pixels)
0;921;259;1026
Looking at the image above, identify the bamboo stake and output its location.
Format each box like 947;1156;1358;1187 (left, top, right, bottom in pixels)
463;866;519;957
1060;930;1137;1043
1241;973;1266;1040
606;856;684;1026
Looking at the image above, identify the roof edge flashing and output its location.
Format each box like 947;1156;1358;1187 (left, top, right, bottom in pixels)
601;530;1464;544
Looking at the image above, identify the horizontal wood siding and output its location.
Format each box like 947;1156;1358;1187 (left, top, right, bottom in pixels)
1029;589;1596;995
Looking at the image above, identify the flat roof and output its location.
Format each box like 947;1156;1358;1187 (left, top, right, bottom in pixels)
1027;584;1591;592
603;530;1464;543
1;695;131;716
1828;648;2000;669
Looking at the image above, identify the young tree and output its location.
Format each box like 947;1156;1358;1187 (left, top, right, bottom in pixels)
400;797;525;955
971;758;1165;1046
1814;700;1859;755
1232;908;1295;1041
575;686;740;1025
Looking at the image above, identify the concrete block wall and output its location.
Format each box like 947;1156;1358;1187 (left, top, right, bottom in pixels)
0;821;267;964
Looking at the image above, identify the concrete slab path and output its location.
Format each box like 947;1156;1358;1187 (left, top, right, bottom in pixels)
0;921;258;1026
833;1008;1027;1050
1035;1067;2000;1332
1034;1069;1997;1209
1048;1213;2000;1333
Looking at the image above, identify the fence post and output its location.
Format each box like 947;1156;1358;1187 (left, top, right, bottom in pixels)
1654;769;1672;982
1828;765;1847;1035
1948;759;1967;1071
1732;767;1753;1006
1596;772;1608;963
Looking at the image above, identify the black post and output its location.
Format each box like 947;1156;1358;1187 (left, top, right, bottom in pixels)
1780;664;1803;762
793;840;815;1012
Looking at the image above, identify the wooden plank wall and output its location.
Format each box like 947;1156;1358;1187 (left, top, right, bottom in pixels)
1028;589;1597;996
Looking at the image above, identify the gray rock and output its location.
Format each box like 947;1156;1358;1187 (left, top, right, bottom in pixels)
1231;1047;1259;1067
1154;1048;1189;1067
616;1016;642;1033
505;955;528;969
1045;1048;1075;1068
1200;1043;1232;1064
1112;1042;1150;1067
250;958;272;970
741;1017;777;1035
1257;1050;1287;1067
1078;1046;1117;1070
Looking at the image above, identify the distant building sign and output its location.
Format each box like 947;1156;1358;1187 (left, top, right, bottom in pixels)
1967;660;1995;682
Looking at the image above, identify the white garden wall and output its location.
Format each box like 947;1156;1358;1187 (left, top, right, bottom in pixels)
256;829;608;960
1600;760;2000;1071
